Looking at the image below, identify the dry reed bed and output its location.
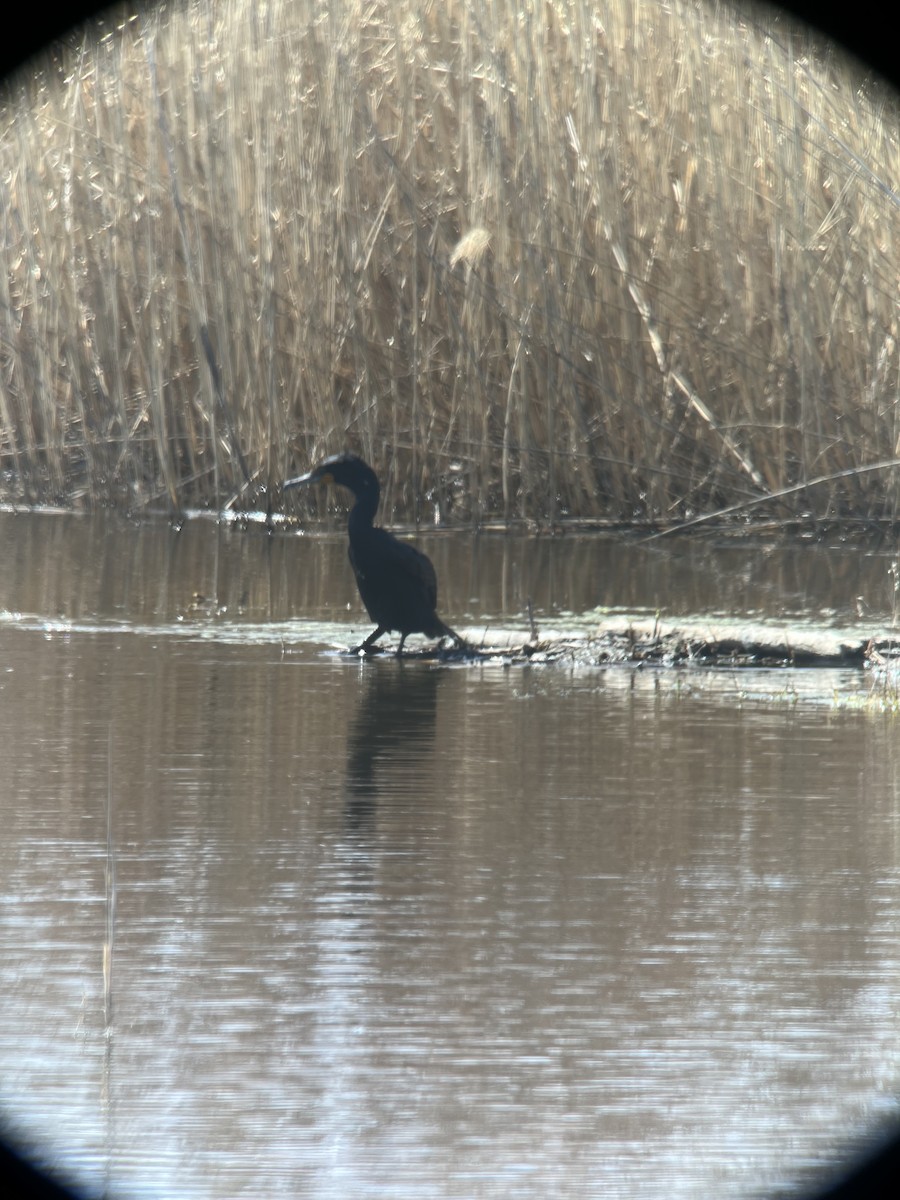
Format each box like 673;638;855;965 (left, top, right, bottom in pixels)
0;0;898;526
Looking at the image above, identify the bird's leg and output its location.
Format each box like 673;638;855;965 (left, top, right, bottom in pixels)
352;626;388;654
395;633;408;657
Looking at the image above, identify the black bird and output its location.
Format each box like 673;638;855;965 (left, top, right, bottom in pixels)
284;453;464;656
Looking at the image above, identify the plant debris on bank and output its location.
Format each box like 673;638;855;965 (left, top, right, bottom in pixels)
344;625;900;669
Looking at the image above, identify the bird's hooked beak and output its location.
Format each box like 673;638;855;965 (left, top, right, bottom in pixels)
283;467;333;491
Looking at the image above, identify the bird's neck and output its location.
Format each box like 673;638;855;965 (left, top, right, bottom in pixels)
348;491;378;538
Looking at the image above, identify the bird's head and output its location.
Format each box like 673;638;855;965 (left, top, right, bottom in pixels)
284;453;379;503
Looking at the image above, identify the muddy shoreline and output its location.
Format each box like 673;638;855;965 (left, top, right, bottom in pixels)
358;620;900;669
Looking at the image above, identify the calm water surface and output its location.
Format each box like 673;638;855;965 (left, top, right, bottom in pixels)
1;513;899;1199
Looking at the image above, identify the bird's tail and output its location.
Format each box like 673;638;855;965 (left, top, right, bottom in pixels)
435;618;466;647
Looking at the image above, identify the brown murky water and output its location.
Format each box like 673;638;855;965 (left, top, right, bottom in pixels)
2;512;900;1199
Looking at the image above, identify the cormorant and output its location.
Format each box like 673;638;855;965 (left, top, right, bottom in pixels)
284;453;464;656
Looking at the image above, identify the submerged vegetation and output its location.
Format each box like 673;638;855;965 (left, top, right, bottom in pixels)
0;0;898;528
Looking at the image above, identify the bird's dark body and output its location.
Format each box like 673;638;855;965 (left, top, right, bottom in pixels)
284;453;461;654
348;522;448;638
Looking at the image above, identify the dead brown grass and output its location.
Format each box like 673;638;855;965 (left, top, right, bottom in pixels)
0;0;898;527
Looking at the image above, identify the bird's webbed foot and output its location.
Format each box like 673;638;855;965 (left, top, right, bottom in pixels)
351;626;389;655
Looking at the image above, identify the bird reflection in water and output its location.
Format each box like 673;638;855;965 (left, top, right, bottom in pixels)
284;453;467;656
343;663;443;836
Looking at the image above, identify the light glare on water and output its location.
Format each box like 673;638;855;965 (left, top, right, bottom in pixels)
1;514;900;1199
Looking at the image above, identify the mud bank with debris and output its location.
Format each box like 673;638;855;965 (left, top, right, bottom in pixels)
364;617;900;669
